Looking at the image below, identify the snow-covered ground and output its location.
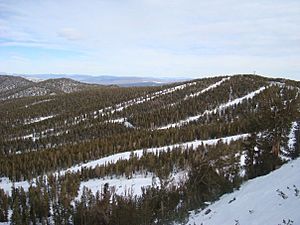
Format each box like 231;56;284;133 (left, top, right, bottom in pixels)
158;86;267;129
0;177;31;195
78;175;159;198
288;121;298;150
78;171;187;197
165;77;230;109
1;126;298;224
24;115;55;125
67;80;199;126
184;77;230;100
24;98;53;108
0;133;248;195
78;170;188;199
2;121;296;198
76;78;228;125
61;133;249;175
280;121;298;160
15;77;231;133
93;80;198;118
18;128;55;142
105;117;135;128
183;158;300;225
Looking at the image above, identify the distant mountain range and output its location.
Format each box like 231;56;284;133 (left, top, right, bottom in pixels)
0;73;187;101
0;75;99;101
1;73;188;87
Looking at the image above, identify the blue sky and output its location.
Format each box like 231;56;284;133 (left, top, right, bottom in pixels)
0;0;299;79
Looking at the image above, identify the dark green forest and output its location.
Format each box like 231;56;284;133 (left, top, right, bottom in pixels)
0;74;299;225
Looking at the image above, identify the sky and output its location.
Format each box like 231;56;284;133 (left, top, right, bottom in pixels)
0;0;299;80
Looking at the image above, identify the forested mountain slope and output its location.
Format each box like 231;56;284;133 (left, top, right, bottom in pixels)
0;75;100;101
0;74;299;225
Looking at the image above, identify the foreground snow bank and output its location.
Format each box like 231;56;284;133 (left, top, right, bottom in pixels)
184;158;300;225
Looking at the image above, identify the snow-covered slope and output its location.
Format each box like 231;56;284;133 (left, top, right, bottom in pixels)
158;86;268;129
0;75;33;93
59;78;228;126
0;75;95;101
61;133;248;175
92;80;198;119
184;77;230;100
184;158;300;225
0;133;248;194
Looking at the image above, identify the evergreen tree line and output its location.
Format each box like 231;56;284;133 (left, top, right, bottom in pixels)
3;130;297;225
0;82;299;181
0;143;241;225
1;76;295;157
0;75;266;151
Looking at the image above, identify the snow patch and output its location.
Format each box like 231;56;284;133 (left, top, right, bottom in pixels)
288;121;298;150
78;175;160;198
0;177;31;195
78;171;188;199
185;77;230;99
24;115;55;125
24;99;53;108
106;117;135;128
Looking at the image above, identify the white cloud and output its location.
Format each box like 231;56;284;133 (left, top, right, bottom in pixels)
57;28;83;41
0;0;299;80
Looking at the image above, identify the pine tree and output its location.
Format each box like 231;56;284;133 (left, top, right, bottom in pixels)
0;189;9;222
11;188;22;225
244;133;258;179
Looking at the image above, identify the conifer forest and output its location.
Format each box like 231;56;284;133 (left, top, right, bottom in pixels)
0;74;299;225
